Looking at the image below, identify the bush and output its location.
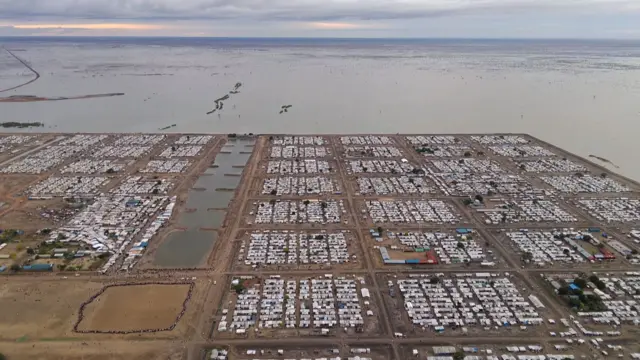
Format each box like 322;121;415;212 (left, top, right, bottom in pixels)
573;278;587;289
232;283;245;294
558;286;569;295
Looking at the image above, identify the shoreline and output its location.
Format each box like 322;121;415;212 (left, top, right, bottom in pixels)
0;93;125;103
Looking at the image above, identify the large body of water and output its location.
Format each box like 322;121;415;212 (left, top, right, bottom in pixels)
1;37;640;179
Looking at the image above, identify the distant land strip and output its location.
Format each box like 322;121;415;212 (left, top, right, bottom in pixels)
0;93;125;103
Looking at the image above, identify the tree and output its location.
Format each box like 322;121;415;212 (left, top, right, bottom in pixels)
600;172;607;178
9;264;21;272
303;200;311;206
429;276;440;284
453;351;465;360
457;242;465;250
474;194;484;203
633;249;639;255
462;198;473;206
106;168;115;174
270;189;277;195
573;278;587;289
26;248;35;255
519;164;526;171
233;283;245;294
521;251;534;262
463;151;472;158
558;286;569;296
563;248;571;256
377;226;384;234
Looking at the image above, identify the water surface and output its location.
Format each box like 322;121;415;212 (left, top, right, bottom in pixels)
1;38;639;179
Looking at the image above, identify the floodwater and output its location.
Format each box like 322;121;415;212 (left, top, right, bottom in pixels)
177;210;227;230
153;138;252;266
1;38;640;180
153;231;218;268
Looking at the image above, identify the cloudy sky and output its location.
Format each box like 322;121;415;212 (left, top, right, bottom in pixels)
0;0;639;38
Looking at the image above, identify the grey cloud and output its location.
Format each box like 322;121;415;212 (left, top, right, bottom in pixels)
0;0;638;22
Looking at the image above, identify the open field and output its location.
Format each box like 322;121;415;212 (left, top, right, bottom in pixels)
1;340;183;360
0;279;104;339
76;283;193;333
1;133;640;360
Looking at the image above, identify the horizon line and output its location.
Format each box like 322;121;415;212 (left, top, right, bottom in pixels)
1;35;639;41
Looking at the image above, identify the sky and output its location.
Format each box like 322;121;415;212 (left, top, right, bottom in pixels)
0;0;639;38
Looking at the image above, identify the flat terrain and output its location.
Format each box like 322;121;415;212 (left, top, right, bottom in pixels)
1;340;183;360
77;283;192;333
0;279;104;339
1;133;640;360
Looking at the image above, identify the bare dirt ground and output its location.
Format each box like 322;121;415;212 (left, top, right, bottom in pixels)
77;284;191;333
0;279;104;339
1;340;184;360
0;197;73;232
